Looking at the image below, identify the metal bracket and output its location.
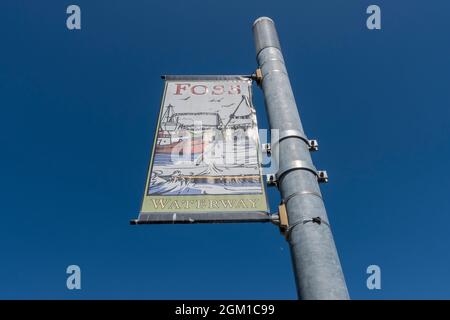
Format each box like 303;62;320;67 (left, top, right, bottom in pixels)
308;139;319;152
266;173;277;186
317;170;329;183
261;143;271;155
272;129;318;152
253;68;263;85
276;160;328;183
268;204;289;235
278;203;289;234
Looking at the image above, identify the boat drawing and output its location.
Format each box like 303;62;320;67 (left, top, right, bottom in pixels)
148;89;263;196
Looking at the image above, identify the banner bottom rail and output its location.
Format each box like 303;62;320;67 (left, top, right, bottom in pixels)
131;213;277;225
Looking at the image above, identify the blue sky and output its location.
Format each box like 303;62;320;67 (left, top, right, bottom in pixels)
1;1;449;299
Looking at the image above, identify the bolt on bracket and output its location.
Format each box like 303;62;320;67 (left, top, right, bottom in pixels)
308;139;319;152
266;173;277;186
253;68;263;85
317;170;328;183
278;203;289;234
261;143;271;155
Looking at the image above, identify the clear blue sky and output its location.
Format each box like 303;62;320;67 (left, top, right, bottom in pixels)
1;1;449;299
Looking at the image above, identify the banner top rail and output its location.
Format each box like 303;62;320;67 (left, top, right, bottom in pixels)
161;75;253;81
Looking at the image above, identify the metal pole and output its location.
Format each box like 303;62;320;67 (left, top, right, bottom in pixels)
253;17;349;300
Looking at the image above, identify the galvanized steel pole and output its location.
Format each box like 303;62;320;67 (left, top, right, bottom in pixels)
253;17;349;300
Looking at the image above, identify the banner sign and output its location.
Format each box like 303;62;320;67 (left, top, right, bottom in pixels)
134;75;269;224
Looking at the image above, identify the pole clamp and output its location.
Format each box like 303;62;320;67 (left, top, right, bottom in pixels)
261;143;271;155
284;216;331;240
282;190;323;205
276;160;328;183
253;68;263;86
266;173;277;186
272;129;318;152
276;204;331;237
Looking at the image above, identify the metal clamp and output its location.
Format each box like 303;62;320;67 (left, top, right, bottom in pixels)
266;173;277;186
276;204;331;238
253;68;263;85
277;203;289;233
284;216;330;240
272;129;318;152
317;170;328;183
261;143;271;155
276;160;328;183
282;190;324;205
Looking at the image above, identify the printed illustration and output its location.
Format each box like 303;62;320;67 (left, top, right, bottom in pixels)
147;80;264;196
